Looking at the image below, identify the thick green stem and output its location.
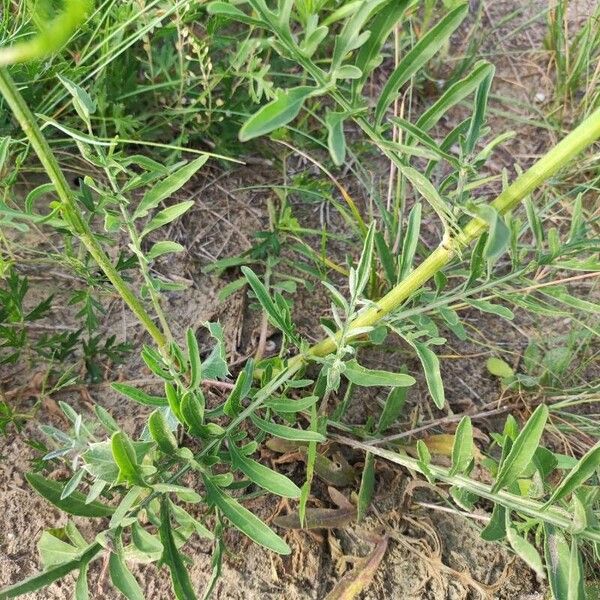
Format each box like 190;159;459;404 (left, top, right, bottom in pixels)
292;106;600;364
0;67;167;350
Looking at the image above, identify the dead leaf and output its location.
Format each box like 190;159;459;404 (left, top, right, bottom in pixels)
324;535;388;600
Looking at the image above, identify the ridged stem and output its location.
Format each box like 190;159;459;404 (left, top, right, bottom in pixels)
293;107;600;363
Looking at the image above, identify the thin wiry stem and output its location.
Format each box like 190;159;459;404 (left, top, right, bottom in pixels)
0;68;168;351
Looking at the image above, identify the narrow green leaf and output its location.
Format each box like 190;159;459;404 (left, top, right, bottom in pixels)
398;203;422;280
110;487;143;529
375;4;468;123
242;266;297;342
181;391;206;434
109;552;144;600
239;87;317;141
134;155;208;219
450;416;473;475
325;110;346;166
543;524;570;600
357;451;375;521
206;2;263;26
378;385;408;432
148;410;178;454
229;440;301;498
147;241;185;261
411;340;445;409
544;441;600;506
202;474;290;554
331;0;387;70
353;223;376;298
567;537;585;600
353;0;412;90
374;231;397;286
416;60;494;132
111;432;145;486
165;382;184;423
26;473;114;517
466;298;514;320
263;395;319;413
60;469;85;500
57;75;96;123
75;559;90;600
480;504;506;541
404;166;456;229
111;383;167;407
141;201;194;239
186;328;202;390
343;359;416;387
251;414;326;443
391;117;459;166
223;359;254;418
159;496;198;600
492;405;549;493
465;63;494;153
506;521;545;580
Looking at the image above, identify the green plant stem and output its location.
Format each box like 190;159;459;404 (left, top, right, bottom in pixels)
0;67;168;351
334;435;600;543
292;106;600;364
